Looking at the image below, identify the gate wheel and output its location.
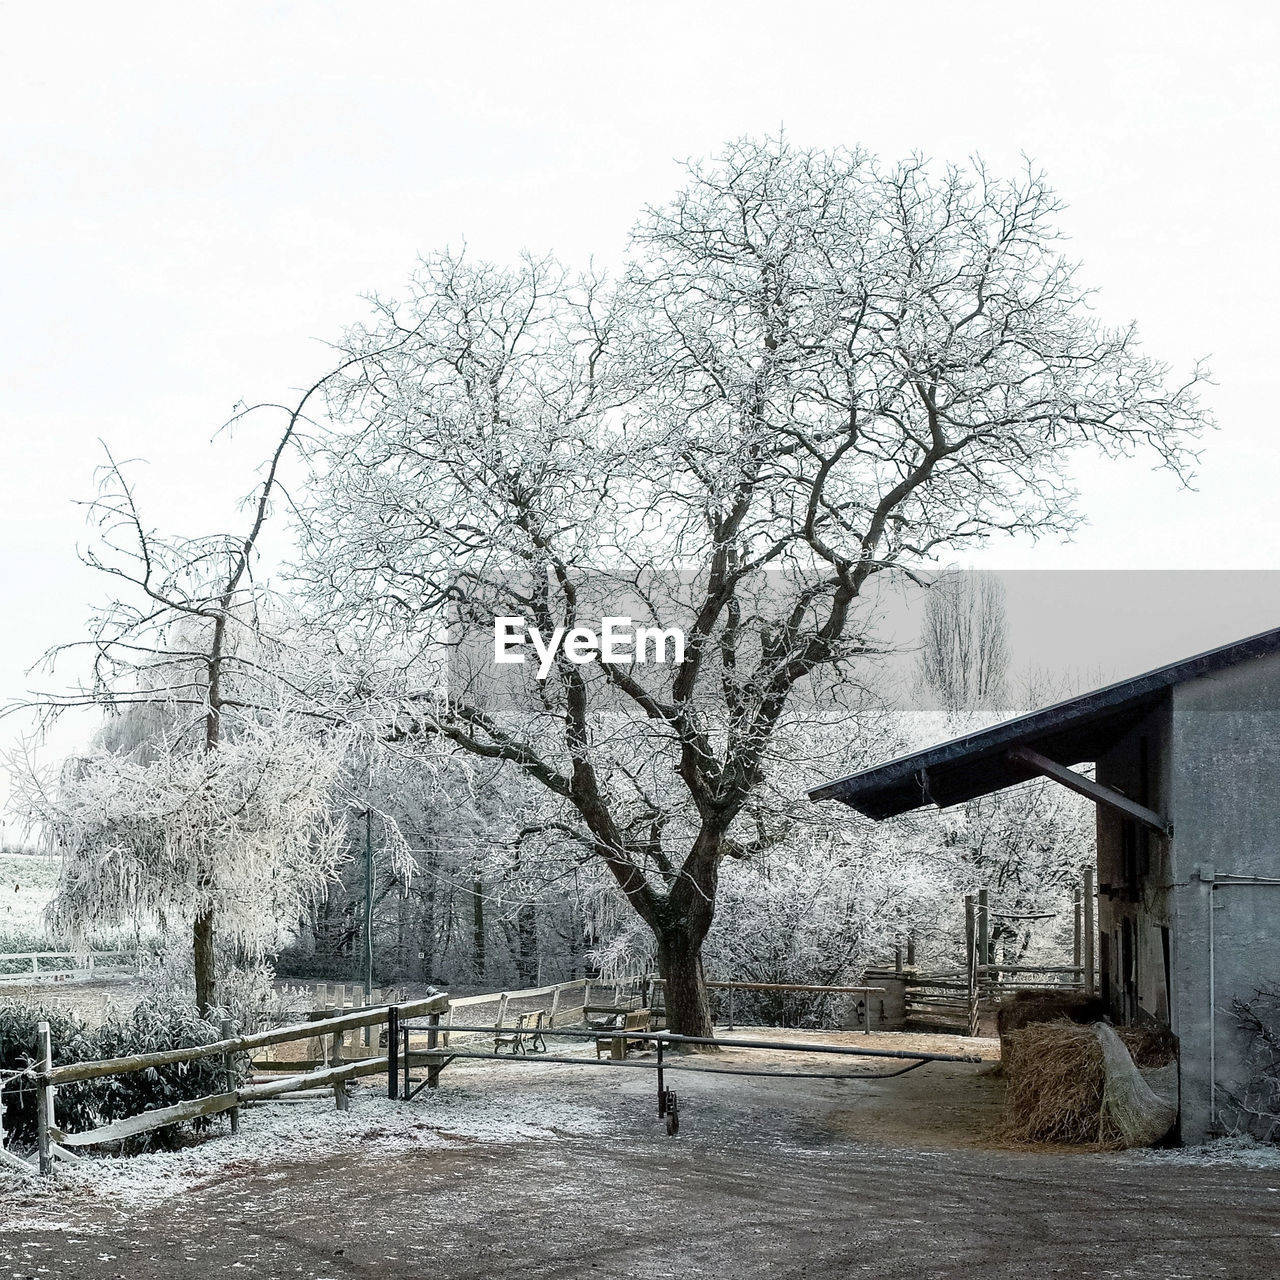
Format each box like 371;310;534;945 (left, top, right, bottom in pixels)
664;1090;679;1136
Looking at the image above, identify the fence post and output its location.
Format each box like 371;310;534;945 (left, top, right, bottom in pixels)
977;887;990;985
35;1021;54;1176
387;1006;400;1100
427;1011;441;1090
330;1029;348;1111
1083;866;1096;996
964;895;979;1037
220;1018;241;1136
549;983;562;1028
1073;886;1083;980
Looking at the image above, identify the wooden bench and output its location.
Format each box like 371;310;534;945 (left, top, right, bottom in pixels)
494;1008;549;1055
593;1008;652;1060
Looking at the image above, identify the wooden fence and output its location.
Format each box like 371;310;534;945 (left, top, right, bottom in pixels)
905;877;1097;1036
441;973;658;1044
0;951;136;985
1;994;449;1178
707;981;885;1032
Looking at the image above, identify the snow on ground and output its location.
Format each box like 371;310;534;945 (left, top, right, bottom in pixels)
1124;1134;1280;1169
1;1061;617;1223
0;851;60;939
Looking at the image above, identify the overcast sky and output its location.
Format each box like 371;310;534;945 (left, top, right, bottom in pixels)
2;1;1278;818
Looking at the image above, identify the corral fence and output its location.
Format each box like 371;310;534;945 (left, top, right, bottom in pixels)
0;951;137;984
442;974;661;1047
0;994;448;1179
393;1019;982;1136
0;967;962;1178
708;981;884;1032
1;973;660;1177
904;874;1098;1036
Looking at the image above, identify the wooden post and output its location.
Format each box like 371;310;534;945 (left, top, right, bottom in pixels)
906;935;916;968
1073;886;1083;977
978;888;990;968
36;1021;54;1177
220;1019;240;1136
330;1029;348;1111
1083;866;1096;996
964;895;979;1037
583;979;592;1011
387;1006;399;1100
549;983;562;1028
894;945;903;975
495;993;509;1030
427;1011;441;1090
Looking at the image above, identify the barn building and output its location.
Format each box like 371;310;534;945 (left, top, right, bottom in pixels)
809;625;1280;1144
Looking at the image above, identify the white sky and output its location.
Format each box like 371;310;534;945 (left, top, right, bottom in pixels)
2;1;1279;820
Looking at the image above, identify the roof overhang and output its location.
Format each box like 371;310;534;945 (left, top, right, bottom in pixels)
808;625;1280;820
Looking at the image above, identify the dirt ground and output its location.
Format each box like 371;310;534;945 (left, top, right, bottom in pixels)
3;1030;1279;1279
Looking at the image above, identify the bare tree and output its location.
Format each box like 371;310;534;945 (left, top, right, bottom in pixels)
917;570;1010;717
6;381;340;1013
296;137;1210;1037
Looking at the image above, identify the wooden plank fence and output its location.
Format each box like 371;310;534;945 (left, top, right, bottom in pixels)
439;974;658;1045
904;879;1097;1035
4;994;449;1176
0;951;136;985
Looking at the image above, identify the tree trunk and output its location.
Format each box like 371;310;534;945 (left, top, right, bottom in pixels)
193;907;216;1016
515;902;539;989
472;874;486;983
656;929;714;1043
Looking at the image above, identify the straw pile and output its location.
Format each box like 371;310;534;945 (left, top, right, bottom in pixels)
995;989;1105;1059
1002;1019;1177;1146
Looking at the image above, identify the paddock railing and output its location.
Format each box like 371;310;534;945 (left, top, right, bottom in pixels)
0;951;136;985
1;993;449;1178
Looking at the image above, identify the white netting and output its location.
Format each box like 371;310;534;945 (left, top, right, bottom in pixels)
1096;1022;1178;1147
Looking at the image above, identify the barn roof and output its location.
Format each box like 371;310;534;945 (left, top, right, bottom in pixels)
808;624;1280;819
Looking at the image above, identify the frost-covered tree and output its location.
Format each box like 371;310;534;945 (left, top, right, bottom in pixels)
295;137;1210;1038
5;397;335;1010
13;702;347;987
917;570;1010;718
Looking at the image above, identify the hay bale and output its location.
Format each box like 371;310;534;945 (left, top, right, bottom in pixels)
1096;1023;1178;1147
997;989;1105;1038
994;990;1106;1070
1002;1019;1177;1146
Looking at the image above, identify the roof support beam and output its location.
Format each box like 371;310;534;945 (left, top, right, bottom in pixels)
1006;744;1172;838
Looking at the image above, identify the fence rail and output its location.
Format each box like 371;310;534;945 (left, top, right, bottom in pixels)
4;994;450;1176
0;951;136;984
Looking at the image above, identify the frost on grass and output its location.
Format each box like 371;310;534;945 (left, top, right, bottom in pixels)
1;1077;614;1222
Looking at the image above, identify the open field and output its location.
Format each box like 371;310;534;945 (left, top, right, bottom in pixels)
3;1031;1279;1279
0;852;59;940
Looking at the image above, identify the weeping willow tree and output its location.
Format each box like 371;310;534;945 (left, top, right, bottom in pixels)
7;399;346;1014
10;634;350;1013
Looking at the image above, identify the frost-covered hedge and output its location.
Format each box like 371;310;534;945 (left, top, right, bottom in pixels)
0;998;239;1151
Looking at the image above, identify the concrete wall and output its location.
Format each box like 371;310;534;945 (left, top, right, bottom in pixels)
852;969;908;1031
1168;648;1280;1143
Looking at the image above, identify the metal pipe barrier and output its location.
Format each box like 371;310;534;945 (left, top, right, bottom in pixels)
395;1020;983;1135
